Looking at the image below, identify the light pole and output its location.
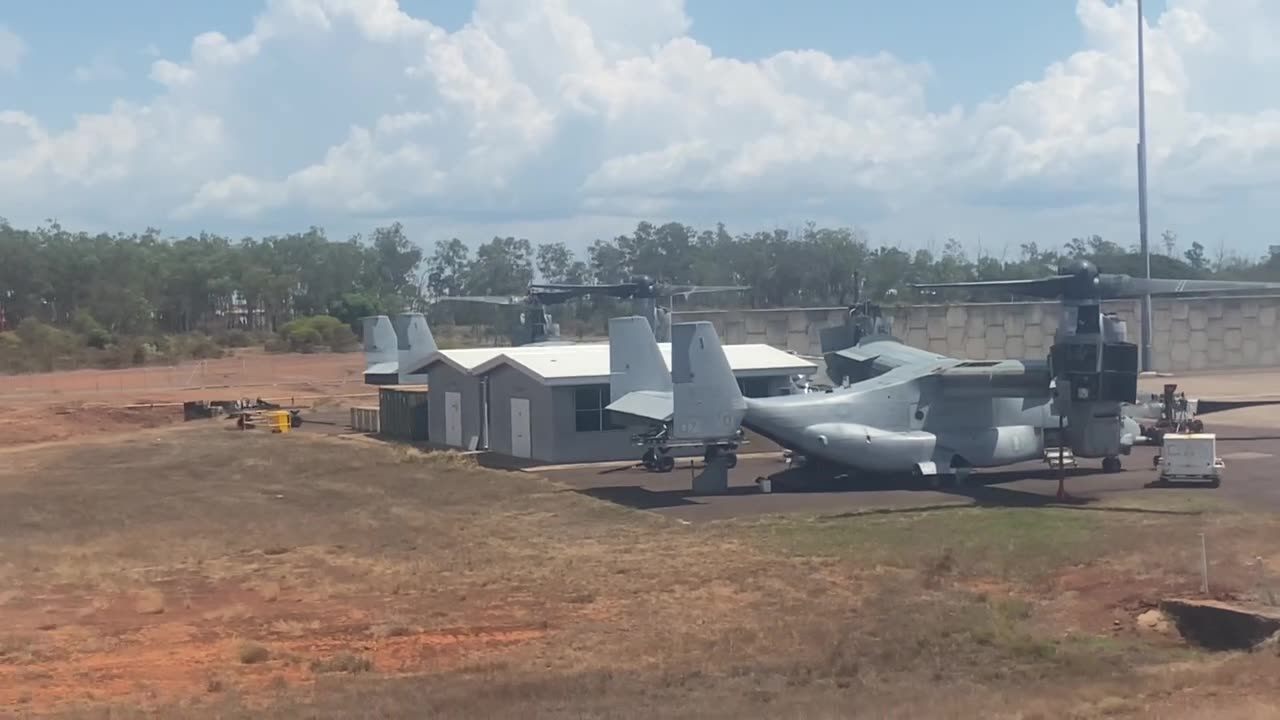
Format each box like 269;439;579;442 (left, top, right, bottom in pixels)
1137;0;1154;371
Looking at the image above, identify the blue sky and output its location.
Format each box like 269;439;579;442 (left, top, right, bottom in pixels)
3;0;1278;260
3;1;1118;119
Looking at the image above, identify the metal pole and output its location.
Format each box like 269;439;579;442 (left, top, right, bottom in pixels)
1200;533;1209;594
1137;0;1154;371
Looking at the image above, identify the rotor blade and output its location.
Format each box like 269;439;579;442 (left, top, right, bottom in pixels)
431;295;526;306
1105;276;1280;298
528;289;582;304
664;285;752;297
910;276;1074;298
1192;398;1280;416
529;282;629;292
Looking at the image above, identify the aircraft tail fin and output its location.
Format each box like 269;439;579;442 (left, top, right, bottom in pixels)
393;312;438;379
671;321;746;441
609;316;672;402
361;315;398;369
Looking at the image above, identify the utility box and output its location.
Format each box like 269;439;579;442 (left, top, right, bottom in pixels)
1157;433;1223;487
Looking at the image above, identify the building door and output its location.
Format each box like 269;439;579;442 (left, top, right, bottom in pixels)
510;397;532;458
444;391;462;447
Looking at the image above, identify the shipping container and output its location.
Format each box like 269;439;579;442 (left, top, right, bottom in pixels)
350;406;380;434
378;386;429;442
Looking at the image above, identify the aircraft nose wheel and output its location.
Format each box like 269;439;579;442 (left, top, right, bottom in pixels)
1102;456;1122;473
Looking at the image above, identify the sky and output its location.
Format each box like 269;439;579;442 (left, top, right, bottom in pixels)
3;0;1280;261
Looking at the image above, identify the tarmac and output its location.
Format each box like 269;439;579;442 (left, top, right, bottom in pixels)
545;423;1280;523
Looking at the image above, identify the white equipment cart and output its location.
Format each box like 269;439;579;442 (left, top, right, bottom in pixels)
1153;432;1224;487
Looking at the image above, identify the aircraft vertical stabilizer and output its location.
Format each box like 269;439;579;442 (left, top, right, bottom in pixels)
362;315;398;370
671;322;746;441
609;316;672;402
394;312;437;382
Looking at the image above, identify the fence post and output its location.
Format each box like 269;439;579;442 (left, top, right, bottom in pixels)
1200;533;1209;595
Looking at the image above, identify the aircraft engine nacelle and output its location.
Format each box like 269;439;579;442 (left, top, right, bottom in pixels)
934;425;1043;467
937;363;1053;399
803;423;937;472
1102;314;1128;343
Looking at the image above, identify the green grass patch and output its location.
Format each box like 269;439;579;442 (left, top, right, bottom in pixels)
749;507;1117;581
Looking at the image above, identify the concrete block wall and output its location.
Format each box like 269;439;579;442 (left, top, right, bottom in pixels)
673;294;1280;373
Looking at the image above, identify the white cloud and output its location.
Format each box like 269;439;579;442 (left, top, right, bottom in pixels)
3;0;1280;252
0;25;25;74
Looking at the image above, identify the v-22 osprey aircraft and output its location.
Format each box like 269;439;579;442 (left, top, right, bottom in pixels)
605;315;1130;485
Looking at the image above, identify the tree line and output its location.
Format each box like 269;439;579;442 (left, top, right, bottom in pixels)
2;215;1279;370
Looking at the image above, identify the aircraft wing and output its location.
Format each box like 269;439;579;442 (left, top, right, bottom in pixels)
931;359;1053;398
826;339;948;381
606;390;673;422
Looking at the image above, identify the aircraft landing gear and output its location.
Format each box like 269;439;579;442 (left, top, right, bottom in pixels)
704;445;737;468
1102;456;1122;474
641;448;676;473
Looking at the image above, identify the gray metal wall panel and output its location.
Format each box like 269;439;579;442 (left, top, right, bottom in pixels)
549;385;640;463
485;365;554;461
425;362;483;450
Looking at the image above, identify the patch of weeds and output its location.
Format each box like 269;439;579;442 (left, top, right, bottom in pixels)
236;642;270;665
0;634;44;665
370;623;413;639
310;652;374;674
267;674;289;691
753;507;1117;582
133;588;166;615
791;578;1131;687
922;547;957;588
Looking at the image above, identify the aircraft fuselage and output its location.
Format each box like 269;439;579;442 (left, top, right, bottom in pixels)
740;363;1062;474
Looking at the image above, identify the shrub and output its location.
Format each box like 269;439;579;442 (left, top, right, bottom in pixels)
278;315;360;353
71;310;114;349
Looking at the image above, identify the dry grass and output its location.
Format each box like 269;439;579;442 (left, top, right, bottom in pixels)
3;426;1280;718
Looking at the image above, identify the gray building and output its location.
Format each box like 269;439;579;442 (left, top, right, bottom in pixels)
416;342;814;464
416;347;511;451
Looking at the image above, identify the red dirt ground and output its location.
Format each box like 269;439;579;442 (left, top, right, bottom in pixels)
0;350;366;405
0;350;373;449
0;579;547;713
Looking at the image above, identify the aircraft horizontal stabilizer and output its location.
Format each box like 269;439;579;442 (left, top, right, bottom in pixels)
606;390;674;422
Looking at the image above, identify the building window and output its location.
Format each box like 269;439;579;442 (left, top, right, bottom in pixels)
574;385;623;432
737;376;773;398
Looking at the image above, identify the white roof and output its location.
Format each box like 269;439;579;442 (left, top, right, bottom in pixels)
469;342;816;386
412;346;530;375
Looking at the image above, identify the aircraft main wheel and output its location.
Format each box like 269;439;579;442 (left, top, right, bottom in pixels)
657;455;675;473
641;448;658;469
1102;456;1122;473
724;453;738;469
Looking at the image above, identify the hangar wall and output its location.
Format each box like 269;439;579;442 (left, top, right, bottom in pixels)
673;294;1280;373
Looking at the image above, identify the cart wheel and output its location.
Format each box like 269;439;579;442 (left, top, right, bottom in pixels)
1190;420;1204;433
658;455;675;473
1209;478;1221;488
724;453;738;469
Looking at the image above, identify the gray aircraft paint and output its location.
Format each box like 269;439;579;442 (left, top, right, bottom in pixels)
611;316;1141;476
